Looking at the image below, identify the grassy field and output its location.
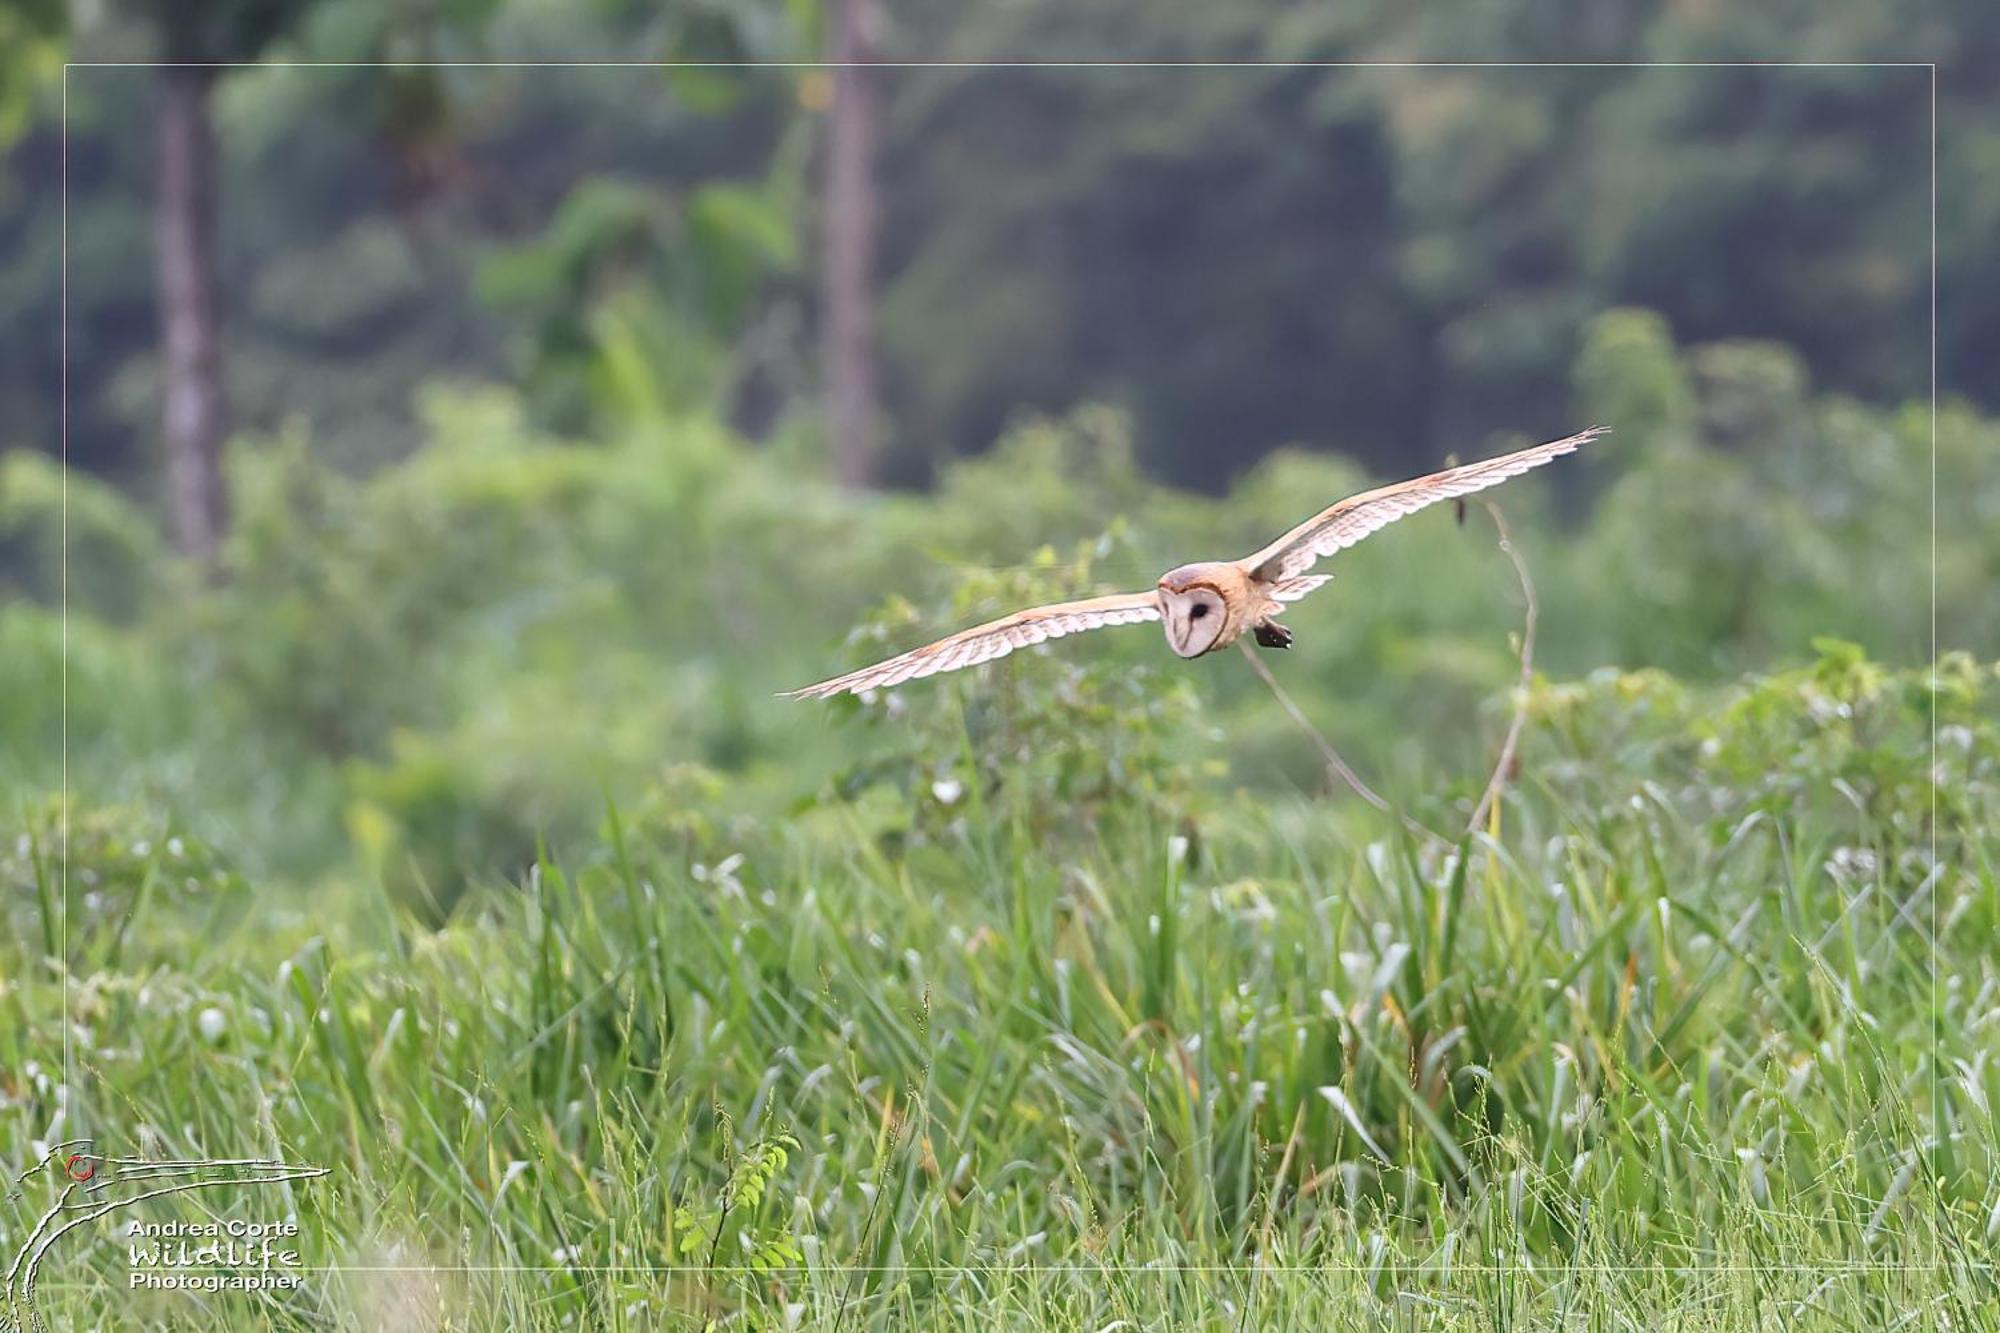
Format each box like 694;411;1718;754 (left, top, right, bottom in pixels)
5;647;1995;1330
11;29;2000;1326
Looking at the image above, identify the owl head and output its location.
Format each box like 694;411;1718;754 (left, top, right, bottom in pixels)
1157;564;1235;658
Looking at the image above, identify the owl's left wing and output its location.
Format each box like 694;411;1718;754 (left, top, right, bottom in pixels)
784;591;1162;700
1240;427;1608;585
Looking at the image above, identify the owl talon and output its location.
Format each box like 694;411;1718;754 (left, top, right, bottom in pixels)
1254;621;1294;650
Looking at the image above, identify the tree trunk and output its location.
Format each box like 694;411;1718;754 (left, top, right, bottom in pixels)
823;0;879;489
155;64;229;564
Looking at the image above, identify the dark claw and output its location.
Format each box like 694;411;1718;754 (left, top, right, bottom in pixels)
1254;621;1294;650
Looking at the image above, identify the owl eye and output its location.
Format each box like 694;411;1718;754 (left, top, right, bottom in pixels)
1189;602;1210;620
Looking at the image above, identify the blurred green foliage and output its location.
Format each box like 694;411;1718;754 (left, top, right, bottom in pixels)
868;39;1972;482
2;312;1990;905
4;8;1993;488
2;796;248;968
477;173;800;430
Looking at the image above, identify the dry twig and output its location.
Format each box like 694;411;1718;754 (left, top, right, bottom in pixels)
1236;640;1448;848
1464;498;1536;839
1237;496;1541;850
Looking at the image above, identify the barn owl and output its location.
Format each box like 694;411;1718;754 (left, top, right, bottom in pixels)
785;427;1606;700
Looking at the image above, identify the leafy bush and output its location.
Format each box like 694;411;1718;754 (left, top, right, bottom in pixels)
477;175;797;430
0;448;169;620
804;534;1207;857
2;797;247;967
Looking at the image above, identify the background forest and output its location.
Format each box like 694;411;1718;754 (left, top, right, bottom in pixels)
0;2;1995;1329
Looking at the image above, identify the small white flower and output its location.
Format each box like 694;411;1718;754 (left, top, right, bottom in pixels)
166;837;185;858
496;1159;529;1201
695;852;747;898
931;778;964;805
1003;1231;1047;1261
197;1008;228;1044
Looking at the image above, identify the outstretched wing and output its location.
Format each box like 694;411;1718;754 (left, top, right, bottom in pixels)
784;591;1162;700
1241;427;1608;584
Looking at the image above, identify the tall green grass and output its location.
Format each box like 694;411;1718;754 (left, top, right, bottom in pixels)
3;651;1994;1328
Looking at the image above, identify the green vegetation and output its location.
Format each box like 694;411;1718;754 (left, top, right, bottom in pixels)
3;639;1993;1327
4;308;1998;1325
5;311;1994;881
3;14;1994;1327
12;21;1992;486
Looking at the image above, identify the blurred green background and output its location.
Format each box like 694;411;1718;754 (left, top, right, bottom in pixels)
2;5;1989;898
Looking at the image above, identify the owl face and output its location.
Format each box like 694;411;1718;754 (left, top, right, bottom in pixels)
1161;585;1229;657
1157;565;1238;658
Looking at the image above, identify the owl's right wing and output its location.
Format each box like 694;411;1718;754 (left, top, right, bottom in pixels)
1239;427;1608;584
784;591;1162;700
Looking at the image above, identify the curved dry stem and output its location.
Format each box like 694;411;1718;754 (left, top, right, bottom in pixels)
1235;640;1448;849
1238;496;1539;852
1465;498;1537;839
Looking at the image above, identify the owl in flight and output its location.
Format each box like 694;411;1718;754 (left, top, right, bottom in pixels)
786;427;1606;700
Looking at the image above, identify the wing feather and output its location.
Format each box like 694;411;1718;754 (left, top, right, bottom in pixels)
1241;427;1607;584
784;591;1163;700
1269;575;1333;603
